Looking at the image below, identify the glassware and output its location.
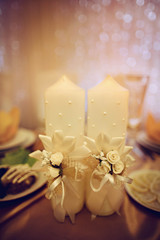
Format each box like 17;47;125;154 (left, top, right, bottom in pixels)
123;74;149;145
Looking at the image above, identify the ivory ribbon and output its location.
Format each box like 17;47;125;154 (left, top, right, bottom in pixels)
48;173;83;223
90;169;114;192
90;168;132;193
116;174;133;184
45;176;64;204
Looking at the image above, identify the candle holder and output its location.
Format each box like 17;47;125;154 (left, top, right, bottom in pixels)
84;133;134;217
30;130;90;223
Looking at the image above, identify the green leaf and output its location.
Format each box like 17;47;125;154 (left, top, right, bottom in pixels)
0;148;37;167
25;156;37;167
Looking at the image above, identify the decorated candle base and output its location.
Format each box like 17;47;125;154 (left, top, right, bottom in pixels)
50;175;85;223
84;133;134;217
85;174;124;216
29;130;91;223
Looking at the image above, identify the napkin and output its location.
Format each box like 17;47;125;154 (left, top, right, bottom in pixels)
146;113;160;143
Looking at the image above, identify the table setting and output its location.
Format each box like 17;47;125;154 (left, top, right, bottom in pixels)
0;74;160;240
0;0;160;239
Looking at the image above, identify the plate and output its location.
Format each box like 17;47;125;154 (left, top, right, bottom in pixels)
136;131;160;153
0;128;36;151
0;172;47;202
0;128;27;151
20;129;36;149
125;169;160;212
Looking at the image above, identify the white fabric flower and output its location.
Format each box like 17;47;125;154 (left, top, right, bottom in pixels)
38;131;76;155
41;150;51;166
112;160;124;174
48;166;60;178
125;155;135;167
84;133;133;157
50;152;63;166
92;151;107;161
97;160;111;174
38;130;91;160
106;150;120;164
29;130;91;174
84;133;134;180
41;158;49;167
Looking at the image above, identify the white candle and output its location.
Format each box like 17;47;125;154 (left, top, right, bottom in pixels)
87;75;129;139
45;75;85;137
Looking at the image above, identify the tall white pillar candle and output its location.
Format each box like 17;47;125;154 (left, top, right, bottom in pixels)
87;75;129;139
45;75;85;137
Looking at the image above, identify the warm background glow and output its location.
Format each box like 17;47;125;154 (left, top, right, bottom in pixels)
0;0;160;129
